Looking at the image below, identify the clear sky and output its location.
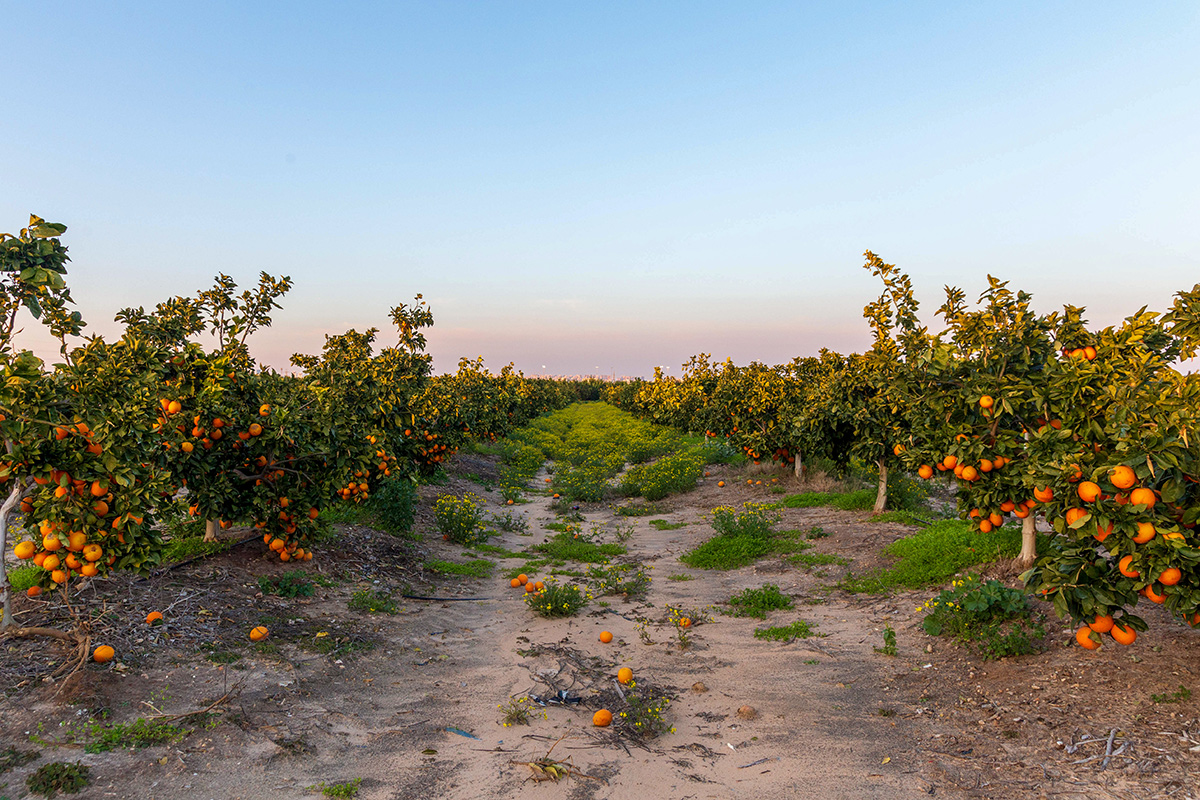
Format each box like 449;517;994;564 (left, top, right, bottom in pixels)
3;2;1198;376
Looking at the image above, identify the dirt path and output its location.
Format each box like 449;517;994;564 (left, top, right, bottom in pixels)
2;463;1198;799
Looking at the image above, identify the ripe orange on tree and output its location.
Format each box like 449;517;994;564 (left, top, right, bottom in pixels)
1075;626;1100;650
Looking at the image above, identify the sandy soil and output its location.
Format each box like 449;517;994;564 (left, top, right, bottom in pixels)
1;460;1198;800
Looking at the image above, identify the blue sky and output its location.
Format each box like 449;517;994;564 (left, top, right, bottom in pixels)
3;2;1198;376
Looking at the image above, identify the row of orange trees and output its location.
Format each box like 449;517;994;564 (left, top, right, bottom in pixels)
0;217;575;631
607;252;1200;644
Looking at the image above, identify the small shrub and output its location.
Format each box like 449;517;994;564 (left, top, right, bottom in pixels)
619;689;674;738
0;745;37;774
680;503;781;570
434;492;487;545
589;561;651;600
649;519;686;531
874;624;897;656
7;563;40;592
368;478;417;535
533;530;626;564
84;717;189;753
162;535;231;562
258;570;315;598
805;526;829;539
620;450;704;500
348;588;398;614
666;573;694;581
754;620;817;642
489;511;529;534
920;575;1045;660
727;584;793;619
308;778;363;798
711;502;781;539
614;503;660;517
524;581;589;618
26;761;90;797
498;696;546;727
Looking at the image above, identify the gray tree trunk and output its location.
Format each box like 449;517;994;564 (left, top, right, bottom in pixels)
0;484;24;630
874;458;888;514
793;450;803;480
1017;513;1037;567
203;519;218;543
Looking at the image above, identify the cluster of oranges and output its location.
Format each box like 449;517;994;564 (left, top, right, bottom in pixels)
262;531;314;562
508;573;545;594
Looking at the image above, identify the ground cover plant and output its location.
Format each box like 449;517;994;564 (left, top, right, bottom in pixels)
920;575;1046;660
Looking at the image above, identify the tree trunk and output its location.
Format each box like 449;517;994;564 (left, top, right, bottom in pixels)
0;484;23;630
1017;513;1038;567
793;450;803;480
874;458;888;514
203;519;218;543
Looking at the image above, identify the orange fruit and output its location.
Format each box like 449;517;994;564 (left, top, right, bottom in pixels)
1158;567;1182;586
83;544;103;562
988;512;1003;527
1077;481;1101;503
248;423;263;437
1132;522;1156;543
979;395;994;409
259;404;271;416
249;626;269;641
92;645;115;663
1110;622;1137;645
1088;614;1114;633
534;581;544;590
717;481;725;487
592;709;613;727
26;586;42;598
617;667;633;684
599;631;613;643
1034;486;1053;503
181;441;194;453
1141;584;1167;604
1109;465;1136;490
510;578;521;588
942;455;958;469
42;554;61;571
979;459;993;473
977;520;993;533
146;611;164;625
1065;507;1088;527
14;540;36;560
1118;555;1139;578
524;582;536;593
679;617;692;628
1093;520;1113;542
999;500;1016;513
1129;487;1156;508
917;465;933;479
80;563;98;577
167;400;182;415
961;466;978;482
1075;626;1100;650
516;574;528;584
42;535;62;551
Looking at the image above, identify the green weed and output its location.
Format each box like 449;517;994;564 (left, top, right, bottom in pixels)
424;559;495;578
753;620;817;642
726;584;793;619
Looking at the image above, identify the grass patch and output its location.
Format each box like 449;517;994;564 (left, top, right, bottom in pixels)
424;558;495;578
162;535;232;562
198;643;242;664
754;620;817;642
6;564;40;592
681;503;797;570
666;573;694;581
778;489;875;511
726;584;794;619
871;510;931;524
298;632;376;658
788;552;851;569
649;519;686;531
839;520;1037;593
470;543;530;558
1151;685;1192;704
348;588;398;614
543;522;572;532
614;503;660;517
504;558;550;579
533;532;626;564
258;570;315;598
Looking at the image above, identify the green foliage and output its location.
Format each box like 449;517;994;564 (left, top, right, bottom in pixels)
82;717;189;753
162;535;231;563
649;519;686;530
0;746;37;774
839;520;1033;593
7;564;40;592
257;570;315;598
666;573;694;581
533;529;626;564
26;761;90;797
1151;685;1192;704
308;778;363;798
777;489;874;510
348;588;397;614
620;450;705;500
588;561;652;600
875;624;897;655
425;558;494;578
726;584;794;619
366;478;417;535
613;503;660;517
488;510;529;534
788;551;850;569
524;581;590;618
805;526;829;539
497;696;545;727
753;620;817;642
920;575;1046;660
680;503;782;569
434;492;487;545
618;689;674;739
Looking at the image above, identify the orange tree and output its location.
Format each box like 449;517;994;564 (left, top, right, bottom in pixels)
1018;289;1200;644
0;218;175;642
892;276;1057;564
